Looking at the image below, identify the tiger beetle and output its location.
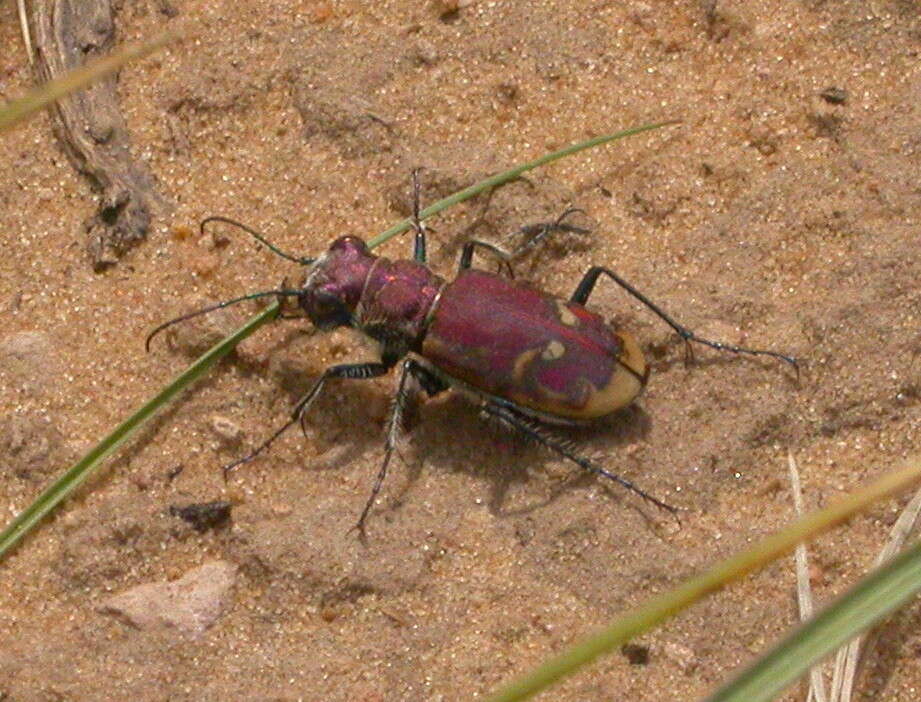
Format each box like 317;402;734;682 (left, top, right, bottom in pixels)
148;173;797;534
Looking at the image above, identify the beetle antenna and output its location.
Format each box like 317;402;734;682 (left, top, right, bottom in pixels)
201;216;315;265
145;289;302;351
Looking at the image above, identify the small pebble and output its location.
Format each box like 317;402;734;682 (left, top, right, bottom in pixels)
663;641;699;674
210;415;243;445
621;643;650;665
819;86;847;105
169;501;233;532
0;331;60;396
0;412;64;480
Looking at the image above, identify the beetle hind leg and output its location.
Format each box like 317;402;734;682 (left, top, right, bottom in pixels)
571;266;799;372
481;401;678;519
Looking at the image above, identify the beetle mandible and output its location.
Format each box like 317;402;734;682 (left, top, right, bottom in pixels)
148;174;797;533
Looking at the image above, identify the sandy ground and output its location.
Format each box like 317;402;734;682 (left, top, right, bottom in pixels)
1;1;920;700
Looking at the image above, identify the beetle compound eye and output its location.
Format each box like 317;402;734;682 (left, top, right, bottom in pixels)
313;291;340;315
313;290;337;311
309;290;351;328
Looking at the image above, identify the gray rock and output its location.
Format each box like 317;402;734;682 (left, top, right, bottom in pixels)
99;560;237;637
0;331;60;396
0;411;64;480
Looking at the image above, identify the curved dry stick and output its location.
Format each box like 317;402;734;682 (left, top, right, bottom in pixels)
32;0;170;269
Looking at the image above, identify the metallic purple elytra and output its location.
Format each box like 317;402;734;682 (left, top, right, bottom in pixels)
149;195;797;533
422;269;647;422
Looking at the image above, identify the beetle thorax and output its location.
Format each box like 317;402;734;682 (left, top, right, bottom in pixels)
355;257;445;349
299;236;446;354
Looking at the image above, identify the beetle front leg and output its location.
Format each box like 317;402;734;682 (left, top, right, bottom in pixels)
223;362;392;477
409;168;428;263
354;358;423;534
457;240;515;277
571;266;798;370
481;401;678;519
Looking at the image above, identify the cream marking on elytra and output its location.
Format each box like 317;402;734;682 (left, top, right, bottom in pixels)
541;339;566;361
512;348;540;382
556;300;578;327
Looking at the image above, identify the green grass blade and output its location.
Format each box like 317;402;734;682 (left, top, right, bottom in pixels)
0;29;176;133
485;456;921;702
1;124;672;562
366;120;680;250
0;303;278;559
705;536;921;702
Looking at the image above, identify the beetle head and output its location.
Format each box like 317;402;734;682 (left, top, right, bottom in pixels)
300;236;376;329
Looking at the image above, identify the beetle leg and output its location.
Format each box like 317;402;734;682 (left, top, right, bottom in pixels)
222;362;392;477
354;358;421;535
482;401;679;519
570;266;799;371
353;359;447;535
458;240;516;278
410;168;427;263
458;208;589;277
511;207;589;259
408;359;449;398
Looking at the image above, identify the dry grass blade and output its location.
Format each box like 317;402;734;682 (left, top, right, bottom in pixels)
18;0;33;65
489;457;921;702
830;485;921;702
788;450;921;702
789;452;829;702
0;28;177;132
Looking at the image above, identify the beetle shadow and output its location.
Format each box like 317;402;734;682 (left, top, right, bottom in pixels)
214;328;662;526
209;327;395;479
485;404;654;519
385;393;654;522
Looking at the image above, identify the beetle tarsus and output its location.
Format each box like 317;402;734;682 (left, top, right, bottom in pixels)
511;206;589;259
676;327;799;372
222;415;299;478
